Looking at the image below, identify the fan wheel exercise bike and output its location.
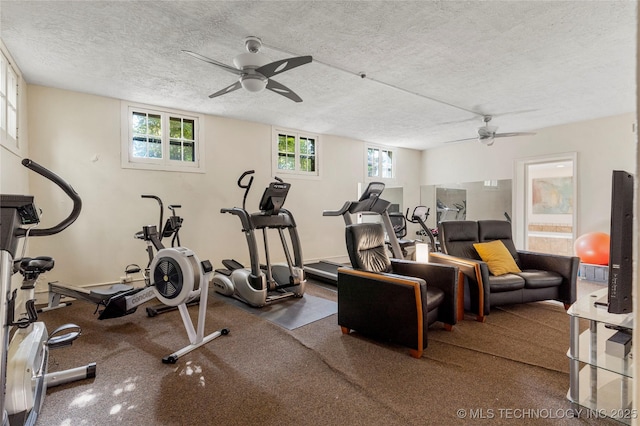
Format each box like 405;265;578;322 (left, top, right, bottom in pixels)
1;159;96;425
98;194;229;363
212;170;305;307
46;195;194;320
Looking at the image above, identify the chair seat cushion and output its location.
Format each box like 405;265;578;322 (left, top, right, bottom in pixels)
488;274;525;293
426;287;445;312
517;270;563;289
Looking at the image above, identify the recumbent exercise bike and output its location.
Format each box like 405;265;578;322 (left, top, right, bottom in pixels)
1;159;96;425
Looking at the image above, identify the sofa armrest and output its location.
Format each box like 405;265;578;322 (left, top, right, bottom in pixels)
429;252;491;318
390;259;458;325
517;251;579;305
337;267;428;358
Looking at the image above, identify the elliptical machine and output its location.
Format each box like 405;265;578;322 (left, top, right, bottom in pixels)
1;159;95;425
212;170;305;307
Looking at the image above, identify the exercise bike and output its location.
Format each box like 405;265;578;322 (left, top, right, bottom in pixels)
405;206;440;253
212;170;305;307
99;195;195;319
99;195;229;363
46;195;189;320
1;159;95;425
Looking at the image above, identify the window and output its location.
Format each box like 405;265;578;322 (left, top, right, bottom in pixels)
121;102;204;172
272;127;320;177
366;145;394;179
0;45;19;153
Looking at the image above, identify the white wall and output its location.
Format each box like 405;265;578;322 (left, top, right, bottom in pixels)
420;113;636;237
20;85;422;287
5;84;636;290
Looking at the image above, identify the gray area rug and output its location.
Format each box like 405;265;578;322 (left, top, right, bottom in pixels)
212;292;337;330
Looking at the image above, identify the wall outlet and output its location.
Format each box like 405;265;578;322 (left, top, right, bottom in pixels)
120;276;133;283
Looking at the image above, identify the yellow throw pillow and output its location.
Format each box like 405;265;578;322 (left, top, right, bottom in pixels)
473;240;522;276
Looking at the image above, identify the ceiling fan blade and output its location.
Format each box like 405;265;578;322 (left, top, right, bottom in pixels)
256;56;312;78
493;132;537;138
209;81;242;99
182;50;244;76
444;137;479;144
266;79;303;103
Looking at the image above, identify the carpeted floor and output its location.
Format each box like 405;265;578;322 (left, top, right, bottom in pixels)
211;291;337;330
30;279;619;425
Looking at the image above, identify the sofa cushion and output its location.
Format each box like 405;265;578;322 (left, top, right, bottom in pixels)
487;274;526;293
517;270;563;289
473;240;522;276
438;221;481;260
478;220;521;265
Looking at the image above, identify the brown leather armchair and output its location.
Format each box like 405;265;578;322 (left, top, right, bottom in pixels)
430;220;579;322
337;222;459;358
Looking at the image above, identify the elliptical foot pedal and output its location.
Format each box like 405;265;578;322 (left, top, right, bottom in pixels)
222;259;244;271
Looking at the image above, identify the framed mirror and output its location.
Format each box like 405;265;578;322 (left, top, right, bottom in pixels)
420;180;512;228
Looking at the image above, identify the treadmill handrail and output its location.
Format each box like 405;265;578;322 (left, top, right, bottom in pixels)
322;201;351;216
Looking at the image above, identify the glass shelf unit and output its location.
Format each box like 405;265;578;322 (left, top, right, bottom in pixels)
567;288;634;425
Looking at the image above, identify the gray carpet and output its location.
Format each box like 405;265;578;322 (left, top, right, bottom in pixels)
212;292;337;330
31;279;617;426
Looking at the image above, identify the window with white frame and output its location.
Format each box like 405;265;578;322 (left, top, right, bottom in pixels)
272;127;320;177
0;47;19;152
121;102;204;172
366;145;394;179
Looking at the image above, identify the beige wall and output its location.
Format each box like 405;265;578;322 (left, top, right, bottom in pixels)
5;84;637;293
420;113;637;237
20;85;423;287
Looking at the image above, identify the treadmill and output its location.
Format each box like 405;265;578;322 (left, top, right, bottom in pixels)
304;182;404;284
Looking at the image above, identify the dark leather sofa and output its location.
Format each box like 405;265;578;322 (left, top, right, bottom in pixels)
429;220;579;322
337;222;458;358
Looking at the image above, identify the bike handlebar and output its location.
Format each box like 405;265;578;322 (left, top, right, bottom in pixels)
18;158;82;238
238;170;255;189
141;195;164;233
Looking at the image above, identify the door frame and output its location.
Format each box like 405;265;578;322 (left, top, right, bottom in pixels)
513;152;578;251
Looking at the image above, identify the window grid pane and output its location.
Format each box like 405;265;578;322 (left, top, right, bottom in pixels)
0;54;6;97
299;137;316;172
169;117;196;163
278;133;297;170
382;150;393;178
367;148;379;177
132;111;163;159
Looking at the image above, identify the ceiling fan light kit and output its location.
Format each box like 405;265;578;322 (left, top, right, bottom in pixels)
184;36;312;102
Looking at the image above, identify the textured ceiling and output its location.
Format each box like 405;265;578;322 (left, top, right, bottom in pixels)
0;1;636;150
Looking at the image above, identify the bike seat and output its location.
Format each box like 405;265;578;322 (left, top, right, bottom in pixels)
19;256;55;274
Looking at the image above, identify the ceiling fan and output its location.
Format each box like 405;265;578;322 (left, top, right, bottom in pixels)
446;115;536;146
183;36;312;103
